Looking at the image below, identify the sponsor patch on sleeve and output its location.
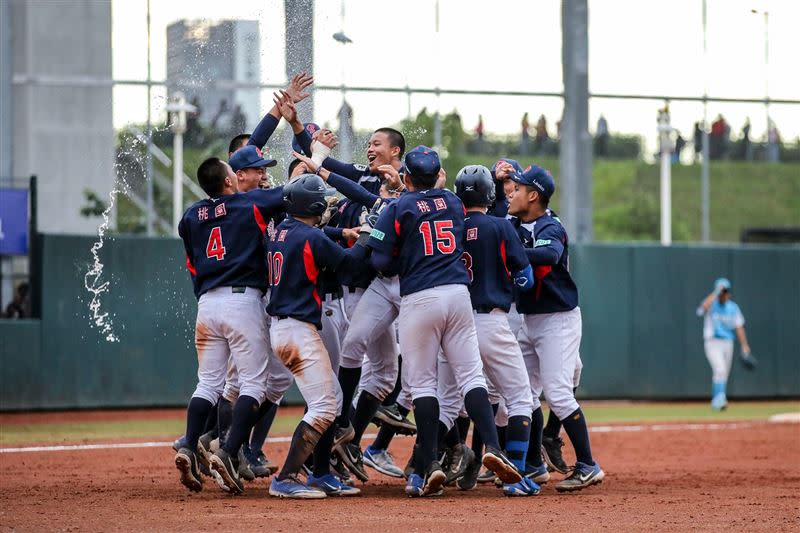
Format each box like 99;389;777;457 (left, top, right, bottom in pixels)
354;164;368;172
370;229;386;241
534;239;551;247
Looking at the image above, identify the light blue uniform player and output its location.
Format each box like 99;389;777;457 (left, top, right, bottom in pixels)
696;278;753;411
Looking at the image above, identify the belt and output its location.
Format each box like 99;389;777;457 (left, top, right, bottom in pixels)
323;288;344;300
347;286;358;294
231;286;264;295
474;305;497;314
276;315;290;320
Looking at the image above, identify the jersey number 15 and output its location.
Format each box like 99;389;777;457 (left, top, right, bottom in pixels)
419;220;456;256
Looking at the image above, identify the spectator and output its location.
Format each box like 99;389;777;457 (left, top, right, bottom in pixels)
767;120;781;162
3;282;30;319
535;114;549;154
520;112;530;155
710;114;727;160
673;131;686;164
741;118;752;161
474;114;485;153
693;121;704;162
595;114;609;157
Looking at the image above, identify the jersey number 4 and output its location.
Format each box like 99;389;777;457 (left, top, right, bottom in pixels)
419;220;456;256
206;227;226;260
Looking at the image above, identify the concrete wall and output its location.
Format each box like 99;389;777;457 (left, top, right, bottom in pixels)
10;0;114;235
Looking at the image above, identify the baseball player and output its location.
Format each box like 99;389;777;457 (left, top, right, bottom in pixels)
696;278;754;411
450;164;540;496
261;174;369;498
507;164;605;492
174;155;284;493
368;146;522;497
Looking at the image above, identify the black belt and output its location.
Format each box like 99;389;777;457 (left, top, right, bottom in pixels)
474;305;498;314
232;286;264;294
323;288;344;300
347;286;358;293
277;315;290;320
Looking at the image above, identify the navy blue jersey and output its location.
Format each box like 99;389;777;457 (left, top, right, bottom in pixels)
294;129;382;195
512;212;578;314
487;179;509;218
266;217;365;329
179;188;284;299
463;212;529;312
369;189;469;296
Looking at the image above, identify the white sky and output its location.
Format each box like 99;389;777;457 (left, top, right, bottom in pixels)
111;0;800;151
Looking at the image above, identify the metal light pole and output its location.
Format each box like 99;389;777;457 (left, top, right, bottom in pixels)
701;0;710;242
145;0;154;236
658;104;673;246
751;9;770;132
166;92;196;236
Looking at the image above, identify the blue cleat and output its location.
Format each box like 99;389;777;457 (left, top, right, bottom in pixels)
405;473;425;497
711;393;728;411
307;473;361;496
269;475;327;499
524;462;550;484
503;477;541;497
172;435;187;452
555;461;605;492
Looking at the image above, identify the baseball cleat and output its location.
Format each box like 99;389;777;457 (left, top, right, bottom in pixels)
269;475;327;499
555;461;605;492
209;447;244;495
363;446;404;478
330;455;354;486
175;448;203;492
405;470;445;498
503;477;541;497
482;446;522;484
541;436;569;474
444;443;475;484
405;473;425;497
334;422;355;448
457;454;481;491
711;393;728;411
335;443;369;482
476;469;497;484
243;445;278;477
307;473;362;496
372;403;417;435
422;461;446;496
524;462;551;484
172;435;187;453
237;447;255;482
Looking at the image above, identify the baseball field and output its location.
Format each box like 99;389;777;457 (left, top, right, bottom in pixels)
1;401;798;532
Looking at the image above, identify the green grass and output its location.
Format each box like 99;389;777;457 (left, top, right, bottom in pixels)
2;401;797;446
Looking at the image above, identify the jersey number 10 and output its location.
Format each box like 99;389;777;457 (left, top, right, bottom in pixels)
267;251;283;285
419;220;456;256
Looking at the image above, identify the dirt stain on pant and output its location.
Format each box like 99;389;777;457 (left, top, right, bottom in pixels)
195;322;211;364
276;343;304;377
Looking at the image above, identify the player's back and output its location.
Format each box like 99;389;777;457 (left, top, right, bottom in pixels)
377;188;469;296
463;212;527;312
179;188;284;298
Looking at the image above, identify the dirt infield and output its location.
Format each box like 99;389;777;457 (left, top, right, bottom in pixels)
1;419;798;532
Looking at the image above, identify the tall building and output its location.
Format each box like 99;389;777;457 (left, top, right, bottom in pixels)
166;19;261;133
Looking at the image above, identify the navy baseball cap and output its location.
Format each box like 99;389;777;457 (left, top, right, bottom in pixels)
229;145;277;171
510;164;555;198
491;158;524;176
404;145;441;178
291;122;321;154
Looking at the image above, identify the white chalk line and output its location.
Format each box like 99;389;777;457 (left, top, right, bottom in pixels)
1;417;796;454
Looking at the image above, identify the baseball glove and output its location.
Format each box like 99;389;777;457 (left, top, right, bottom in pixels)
739;350;757;371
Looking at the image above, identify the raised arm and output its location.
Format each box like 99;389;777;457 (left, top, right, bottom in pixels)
249;73;313;147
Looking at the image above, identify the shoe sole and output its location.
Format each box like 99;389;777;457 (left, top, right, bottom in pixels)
209;455;244;495
476;474;496;484
422;470;446;496
333;446;369;482
269;487;327;499
482;453;522;484
363;455;405;478
372;411;417;433
555;470;605;492
540;445;569;474
504;486;541;497
175;453;202;492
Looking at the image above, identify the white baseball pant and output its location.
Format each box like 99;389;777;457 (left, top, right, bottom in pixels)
270;316;338;434
192;286;269;405
319;294;348;414
704;338;734;383
518;307;583;420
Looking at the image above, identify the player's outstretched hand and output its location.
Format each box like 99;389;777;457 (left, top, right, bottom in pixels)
377;164;402;190
739;349;757;371
313;129;338;150
342;227;360;241
435;167;447;189
291;150;320;174
286;72;313;104
494;161;514;181
273;90;298;123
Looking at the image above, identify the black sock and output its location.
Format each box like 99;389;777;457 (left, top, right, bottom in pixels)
445;423;461;448
249;401;277;451
278;421;323;480
185;397;213;452
412;396;440;475
543;408;562;439
337;367;362;427
312;424;335;477
464;388;500;451
527;407;544;466
222;395;260;456
437;421;450;452
217;397;234;447
382;357;403;406
456;416;470;444
561;407;594;465
352;390;381;446
497;425;507;450
202;405;218;436
504;415;531;471
371;423;396;451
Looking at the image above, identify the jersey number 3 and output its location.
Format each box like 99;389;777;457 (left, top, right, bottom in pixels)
206;227;226;260
419;220;456;256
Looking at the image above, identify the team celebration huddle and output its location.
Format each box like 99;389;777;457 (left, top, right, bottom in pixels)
173;73;604;499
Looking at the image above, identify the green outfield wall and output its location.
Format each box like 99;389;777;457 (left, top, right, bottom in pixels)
1;235;797;410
